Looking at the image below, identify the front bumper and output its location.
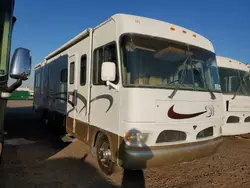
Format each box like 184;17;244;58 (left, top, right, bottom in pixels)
222;123;250;136
120;137;223;170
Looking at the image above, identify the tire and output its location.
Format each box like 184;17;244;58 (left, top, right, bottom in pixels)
96;133;114;175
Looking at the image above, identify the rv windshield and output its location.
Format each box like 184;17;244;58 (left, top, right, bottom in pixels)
0;3;12;78
218;67;250;96
120;34;221;92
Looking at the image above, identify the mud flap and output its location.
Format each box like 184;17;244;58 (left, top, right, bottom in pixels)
61;134;77;143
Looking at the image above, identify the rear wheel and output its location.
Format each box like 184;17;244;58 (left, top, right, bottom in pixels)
96;133;114;175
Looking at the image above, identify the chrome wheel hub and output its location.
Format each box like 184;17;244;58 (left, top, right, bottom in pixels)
98;142;112;167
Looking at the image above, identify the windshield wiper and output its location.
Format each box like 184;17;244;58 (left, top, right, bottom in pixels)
168;55;190;99
190;59;216;100
241;76;250;96
233;76;250;99
232;76;242;100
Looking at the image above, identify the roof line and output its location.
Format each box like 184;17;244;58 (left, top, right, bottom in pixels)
45;28;91;60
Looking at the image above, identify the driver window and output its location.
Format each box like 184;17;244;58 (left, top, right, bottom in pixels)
93;42;119;85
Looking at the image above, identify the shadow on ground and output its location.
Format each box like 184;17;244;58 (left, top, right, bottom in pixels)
121;170;145;188
2;103;148;188
0;156;118;188
1;105;117;187
4;106;66;147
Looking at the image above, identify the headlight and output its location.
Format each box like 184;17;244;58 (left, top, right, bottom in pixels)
124;129;150;145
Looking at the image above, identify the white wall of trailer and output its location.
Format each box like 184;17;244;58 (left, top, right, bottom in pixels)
216;56;250;136
34;13;224;149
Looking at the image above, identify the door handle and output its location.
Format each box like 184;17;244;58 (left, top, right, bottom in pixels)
73;90;77;107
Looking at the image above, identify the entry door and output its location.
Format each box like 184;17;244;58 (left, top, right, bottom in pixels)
74;37;90;141
67;54;77;133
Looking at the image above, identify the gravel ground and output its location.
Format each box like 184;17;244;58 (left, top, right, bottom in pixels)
0;100;250;188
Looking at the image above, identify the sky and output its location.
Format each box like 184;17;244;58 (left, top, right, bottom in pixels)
9;0;250;88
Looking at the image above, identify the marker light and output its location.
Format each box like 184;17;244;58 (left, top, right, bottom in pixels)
193;34;197;38
182;30;187;34
170;27;175;31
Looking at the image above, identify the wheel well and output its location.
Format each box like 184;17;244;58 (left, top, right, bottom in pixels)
93;131;101;147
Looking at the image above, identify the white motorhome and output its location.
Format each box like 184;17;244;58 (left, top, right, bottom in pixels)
217;56;250;136
34;14;223;175
247;64;250;71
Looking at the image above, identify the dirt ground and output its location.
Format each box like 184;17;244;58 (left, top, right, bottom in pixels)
0;100;250;188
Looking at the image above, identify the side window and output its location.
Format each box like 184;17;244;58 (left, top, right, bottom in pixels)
93;43;118;85
80;55;87;85
35;72;40;87
61;69;68;83
69;62;75;84
93;48;104;85
104;44;118;84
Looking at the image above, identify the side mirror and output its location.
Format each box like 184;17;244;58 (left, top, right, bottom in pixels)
101;62;116;82
10;48;32;80
101;62;119;90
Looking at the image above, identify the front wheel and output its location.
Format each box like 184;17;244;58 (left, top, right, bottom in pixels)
96;133;114;175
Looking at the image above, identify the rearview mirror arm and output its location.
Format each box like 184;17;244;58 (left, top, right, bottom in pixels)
6;78;22;93
6;72;27;93
106;81;119;91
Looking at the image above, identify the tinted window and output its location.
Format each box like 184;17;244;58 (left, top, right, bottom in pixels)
70;62;75;84
80;55;87;85
61;69;67;83
218;67;250;96
120;34;221;92
35;72;40;87
93;43;118;85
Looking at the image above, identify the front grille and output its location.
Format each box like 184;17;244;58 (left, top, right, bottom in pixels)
244;116;250;122
196;127;213;139
156;130;187;143
226;116;240;123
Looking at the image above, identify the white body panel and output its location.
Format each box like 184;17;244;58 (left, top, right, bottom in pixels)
221;95;250;135
120;89;222;146
113;14;214;52
89;20;120;135
217;56;250;135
